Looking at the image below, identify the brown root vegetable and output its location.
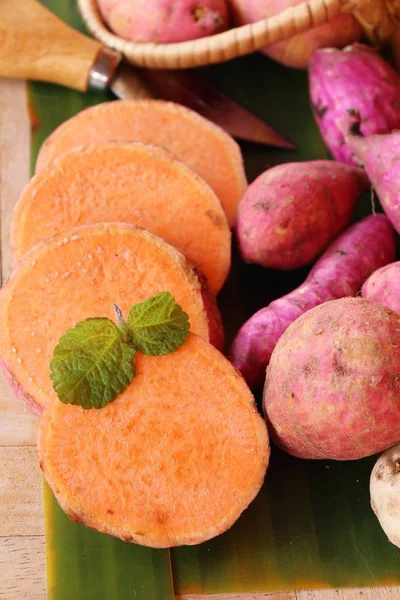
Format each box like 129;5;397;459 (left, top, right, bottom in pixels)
264;298;400;460
12;142;231;295
35;100;247;226
38;333;269;548
0;223;223;414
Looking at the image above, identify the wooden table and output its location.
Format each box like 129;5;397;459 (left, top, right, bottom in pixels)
1;77;399;600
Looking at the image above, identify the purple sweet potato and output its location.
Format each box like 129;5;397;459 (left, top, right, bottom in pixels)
230;214;395;388
362;262;400;314
236;160;368;270
264;297;400;461
98;0;229;43
309;44;400;166
347;127;400;233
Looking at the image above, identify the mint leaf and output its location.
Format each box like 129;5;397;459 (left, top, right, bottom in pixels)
50;318;136;409
127;292;190;356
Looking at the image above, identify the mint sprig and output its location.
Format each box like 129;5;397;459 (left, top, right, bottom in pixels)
128;292;190;356
50;293;190;410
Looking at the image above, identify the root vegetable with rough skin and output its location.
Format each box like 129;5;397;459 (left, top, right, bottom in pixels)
236;160;368;270
98;0;229;44
370;443;400;549
347;126;400;234
264;297;400;461
362;262;400;314
39;333;269;548
35;99;246;227
0;223;223;414
12;142;231;295
309;44;400;166
230;214;395;389
229;0;361;68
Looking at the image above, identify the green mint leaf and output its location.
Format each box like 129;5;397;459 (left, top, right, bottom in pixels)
50;318;136;410
127;292;190;356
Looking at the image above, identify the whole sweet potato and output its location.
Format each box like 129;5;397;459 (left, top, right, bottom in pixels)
264;298;400;461
236;160;368;270
98;0;229;43
309;44;400;166
230;215;395;388
362;262;400;314
347;127;400;234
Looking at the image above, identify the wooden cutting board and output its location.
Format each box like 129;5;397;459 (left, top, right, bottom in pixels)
1;77;400;600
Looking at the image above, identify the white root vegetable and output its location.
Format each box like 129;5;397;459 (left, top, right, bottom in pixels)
370;443;400;548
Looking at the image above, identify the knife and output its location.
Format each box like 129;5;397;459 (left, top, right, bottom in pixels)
0;0;294;149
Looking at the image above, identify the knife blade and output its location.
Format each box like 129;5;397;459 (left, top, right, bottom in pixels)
0;0;294;149
111;64;295;149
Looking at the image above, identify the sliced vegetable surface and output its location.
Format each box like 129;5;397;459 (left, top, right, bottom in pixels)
35;98;247;226
40;333;269;548
0;223;222;413
13;142;231;294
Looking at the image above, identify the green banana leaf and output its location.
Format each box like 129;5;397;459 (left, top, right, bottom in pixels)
33;1;400;598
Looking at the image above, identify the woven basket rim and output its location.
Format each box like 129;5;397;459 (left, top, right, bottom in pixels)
78;0;348;69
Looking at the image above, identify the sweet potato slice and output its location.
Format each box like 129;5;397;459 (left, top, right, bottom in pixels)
35;100;247;226
13;142;231;295
38;333;269;548
0;223;223;414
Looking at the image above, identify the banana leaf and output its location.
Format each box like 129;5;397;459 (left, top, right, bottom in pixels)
34;1;400;597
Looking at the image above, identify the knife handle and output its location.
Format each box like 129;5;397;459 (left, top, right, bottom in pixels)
0;0;120;91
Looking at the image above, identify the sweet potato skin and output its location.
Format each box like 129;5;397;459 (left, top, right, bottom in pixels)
264;298;400;460
98;0;229;43
361;262;400;314
230;215;396;388
38;334;269;548
347;131;400;234
0;355;41;416
236;160;368;270
310;44;400;165
370;443;400;549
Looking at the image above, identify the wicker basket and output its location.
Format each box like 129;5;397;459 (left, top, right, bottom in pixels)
78;0;400;69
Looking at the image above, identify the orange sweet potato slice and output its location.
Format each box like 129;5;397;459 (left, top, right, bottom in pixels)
35;100;247;226
38;333;269;548
13;142;231;295
0;223;223;414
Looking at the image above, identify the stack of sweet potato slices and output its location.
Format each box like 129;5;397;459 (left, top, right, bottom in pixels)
0;99;269;547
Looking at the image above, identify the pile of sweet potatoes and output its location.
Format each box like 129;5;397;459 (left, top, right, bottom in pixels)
231;42;400;552
0;99;272;548
4;37;400;554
